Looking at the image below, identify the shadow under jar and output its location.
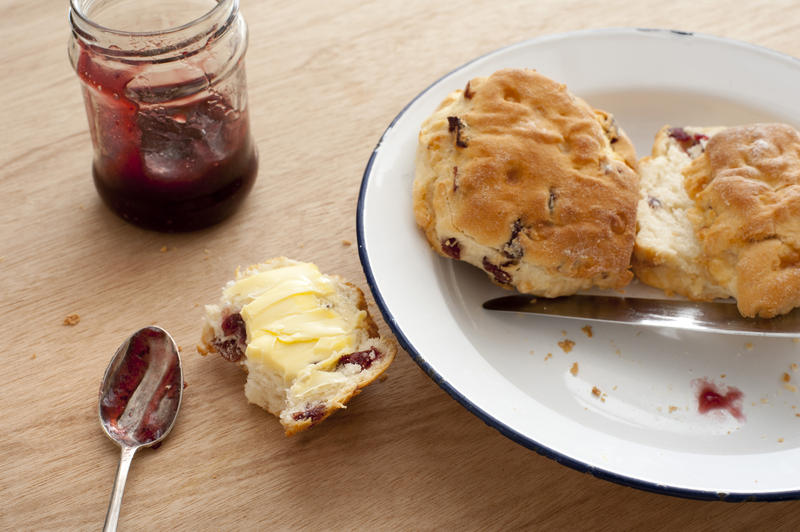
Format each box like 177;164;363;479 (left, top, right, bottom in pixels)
68;0;258;232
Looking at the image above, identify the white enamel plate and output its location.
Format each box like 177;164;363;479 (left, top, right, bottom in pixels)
357;29;800;500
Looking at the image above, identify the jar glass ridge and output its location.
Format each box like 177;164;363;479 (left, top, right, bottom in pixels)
68;0;258;231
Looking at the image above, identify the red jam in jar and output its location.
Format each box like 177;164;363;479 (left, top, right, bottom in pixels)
69;0;257;231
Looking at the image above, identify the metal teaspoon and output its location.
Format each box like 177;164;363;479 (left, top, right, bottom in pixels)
98;326;183;531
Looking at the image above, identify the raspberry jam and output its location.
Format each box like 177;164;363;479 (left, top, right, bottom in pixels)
69;0;257;232
100;327;182;445
694;378;745;421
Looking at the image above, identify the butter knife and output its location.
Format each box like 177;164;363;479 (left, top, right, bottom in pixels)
482;295;800;337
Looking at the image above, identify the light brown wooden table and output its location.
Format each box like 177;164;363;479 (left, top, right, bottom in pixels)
4;0;800;529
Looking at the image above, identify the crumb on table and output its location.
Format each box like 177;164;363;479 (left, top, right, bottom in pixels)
196;344;209;356
160;246;168;253
342;240;352;247
63;314;80;326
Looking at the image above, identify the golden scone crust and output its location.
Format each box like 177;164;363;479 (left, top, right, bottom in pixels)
413;68;639;297
684;123;800;317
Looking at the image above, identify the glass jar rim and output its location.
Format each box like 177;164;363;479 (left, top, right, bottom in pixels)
69;0;237;39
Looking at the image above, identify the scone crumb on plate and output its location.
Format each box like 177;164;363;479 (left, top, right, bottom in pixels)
581;325;593;338
782;372;797;392
63;313;80;326
668;405;679;413
569;362;579;376
544;353;552;361
591;386;607;402
558;339;575;353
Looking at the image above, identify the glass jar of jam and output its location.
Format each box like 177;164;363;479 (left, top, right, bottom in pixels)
68;0;258;231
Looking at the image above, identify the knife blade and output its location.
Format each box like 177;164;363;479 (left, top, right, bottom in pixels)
482;294;800;337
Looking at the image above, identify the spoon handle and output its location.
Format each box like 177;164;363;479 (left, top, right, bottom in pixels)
103;445;137;532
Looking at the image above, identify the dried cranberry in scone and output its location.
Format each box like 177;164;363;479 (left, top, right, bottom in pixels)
201;257;397;435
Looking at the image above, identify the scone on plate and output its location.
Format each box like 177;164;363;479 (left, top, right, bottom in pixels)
413;68;640;297
635;123;800;318
200;258;396;435
632;125;728;301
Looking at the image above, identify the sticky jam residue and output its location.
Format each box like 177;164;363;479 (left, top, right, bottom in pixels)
693;378;745;421
101;328;182;445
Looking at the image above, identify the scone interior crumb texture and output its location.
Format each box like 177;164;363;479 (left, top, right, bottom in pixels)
413;68;640;298
633;125;730;301
201;257;396;435
636;123;800;318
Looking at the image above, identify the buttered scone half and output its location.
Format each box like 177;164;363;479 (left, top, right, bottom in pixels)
635;123;800;318
413;68;640;297
200;258;396;435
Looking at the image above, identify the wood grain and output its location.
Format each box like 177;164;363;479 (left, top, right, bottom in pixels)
3;0;800;529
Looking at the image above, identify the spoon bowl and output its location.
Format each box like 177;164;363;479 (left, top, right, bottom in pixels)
98;326;183;531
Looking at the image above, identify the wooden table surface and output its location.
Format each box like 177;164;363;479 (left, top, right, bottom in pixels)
4;0;800;529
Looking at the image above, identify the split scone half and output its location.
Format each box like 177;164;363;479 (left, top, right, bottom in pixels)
634;123;800;318
413;68;640;297
200;258;396;435
633;125;728;301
